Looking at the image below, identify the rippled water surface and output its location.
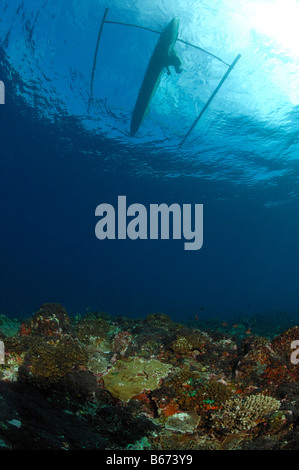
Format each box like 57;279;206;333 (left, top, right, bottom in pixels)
0;0;299;321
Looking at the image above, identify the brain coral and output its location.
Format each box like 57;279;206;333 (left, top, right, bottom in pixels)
103;357;172;401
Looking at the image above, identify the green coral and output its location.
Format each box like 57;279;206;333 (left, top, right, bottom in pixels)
0;315;21;337
103;357;172;401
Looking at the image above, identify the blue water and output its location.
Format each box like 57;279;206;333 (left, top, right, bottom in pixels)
1;0;299;322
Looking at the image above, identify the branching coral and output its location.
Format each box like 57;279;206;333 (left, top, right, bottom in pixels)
211;393;281;433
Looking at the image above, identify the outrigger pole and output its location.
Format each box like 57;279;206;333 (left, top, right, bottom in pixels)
178;53;241;147
88;7;109;112
89;7;241;144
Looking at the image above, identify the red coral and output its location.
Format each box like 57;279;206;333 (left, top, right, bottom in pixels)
160;402;180;417
20;322;32;336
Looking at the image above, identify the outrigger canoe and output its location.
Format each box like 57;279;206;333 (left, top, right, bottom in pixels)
130;17;182;136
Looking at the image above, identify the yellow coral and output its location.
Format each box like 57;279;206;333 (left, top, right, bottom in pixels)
103;357;172;401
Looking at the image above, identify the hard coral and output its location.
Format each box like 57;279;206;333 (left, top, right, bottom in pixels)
103;357;172;401
197;380;233;412
173;373;202;411
145;313;173;326
164;410;200;434
28;303;71;337
170;331;211;357
111;331;133;357
211;394;281;433
20;336;88;388
271;326;299;360
236;332;299;387
75;316;111;345
156;370;211;412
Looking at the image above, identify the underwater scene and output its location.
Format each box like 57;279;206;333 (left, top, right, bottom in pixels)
0;0;298;453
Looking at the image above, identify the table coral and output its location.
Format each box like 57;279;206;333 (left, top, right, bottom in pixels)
102;357;172;401
164;411;200;433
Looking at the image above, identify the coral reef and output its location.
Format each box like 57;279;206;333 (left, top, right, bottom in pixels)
0;303;298;450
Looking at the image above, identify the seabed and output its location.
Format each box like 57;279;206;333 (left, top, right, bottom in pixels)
0;303;298;450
